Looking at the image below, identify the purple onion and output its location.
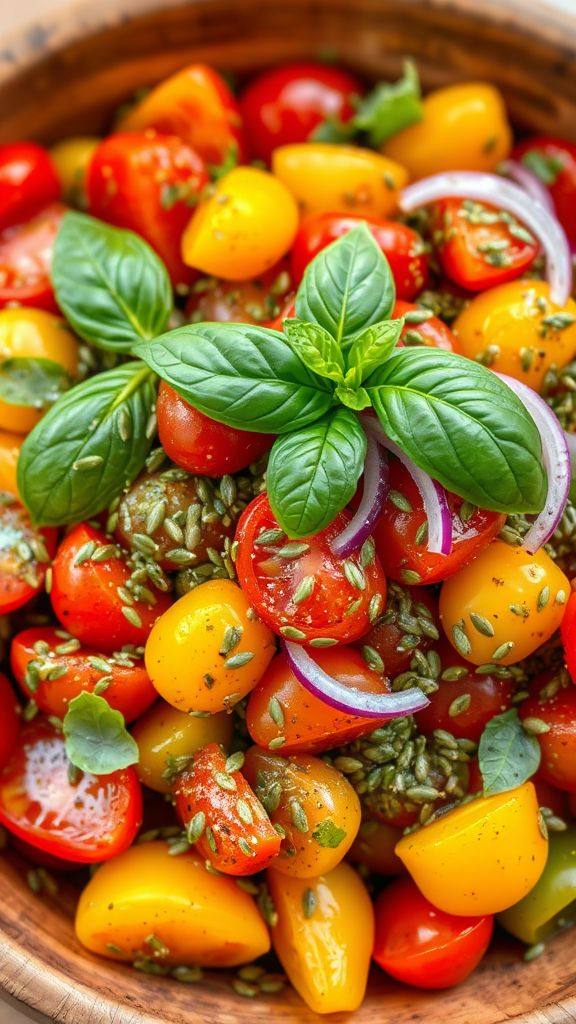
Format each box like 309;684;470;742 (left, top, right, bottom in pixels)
500;159;555;215
330;433;389;558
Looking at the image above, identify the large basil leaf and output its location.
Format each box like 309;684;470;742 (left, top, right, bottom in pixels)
266;408;367;537
52;212;172;352
63;692;139;775
136;322;333;434
367;348;547;512
478;709;541;796
18;361;157;526
295;224;395;345
0;357;71;408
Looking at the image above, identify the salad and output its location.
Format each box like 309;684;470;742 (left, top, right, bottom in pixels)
1;56;576;1015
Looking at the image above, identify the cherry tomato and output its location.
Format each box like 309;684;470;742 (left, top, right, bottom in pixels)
50;136;99;209
117;64;247;166
519;683;576;793
0;498;57;613
560;589;576;683
0;430;22;497
357;582;440;678
373;876;493;988
0;201;66;312
246;648;391;755
240;62;363;163
532;770;569;819
347;818;404;875
433;198;539;291
0;142;60;230
513;136;576;245
393;300;456;351
290;212;428;298
0;672;20;770
10;626;156;722
0;718;142;863
157;382;274;477
174;742;280;875
87;131;209;288
373;458;505;586
50;522;172;652
264;294;296;331
132;700;234;793
186;262;293;325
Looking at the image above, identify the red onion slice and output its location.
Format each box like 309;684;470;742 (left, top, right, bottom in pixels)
284;641;429;718
496;373;570;553
564;428;576;472
400;172;572;306
360;415;452;556
499;159;555;215
330;433;389;558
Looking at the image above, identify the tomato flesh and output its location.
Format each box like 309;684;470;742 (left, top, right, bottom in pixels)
0;201;66;311
0;498;57;613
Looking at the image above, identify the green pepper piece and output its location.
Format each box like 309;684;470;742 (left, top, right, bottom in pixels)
498;827;576;945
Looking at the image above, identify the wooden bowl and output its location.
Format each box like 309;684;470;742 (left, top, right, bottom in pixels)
1;1;576;1021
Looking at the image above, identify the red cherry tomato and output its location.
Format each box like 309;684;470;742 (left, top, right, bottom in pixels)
50;522;172;652
290;212;428;299
0;202;66;312
235;493;387;644
0;718;142;863
393;300;456;352
357;583;440;678
532;772;568;819
186;261;294;325
432;198;539;291
0;143;60;231
157;380;274;476
0;499;57;613
240;62;363;163
87;132;209;288
373;876;493;989
264;295;296;331
373;458;506;585
0;672;20;770
10;626;156;722
513;136;576;245
519;682;576;793
561;590;576;683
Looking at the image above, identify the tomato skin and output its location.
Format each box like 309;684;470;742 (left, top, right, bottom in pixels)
0;143;60;230
0;202;66;312
0;500;57;614
0;719;142;863
373;876;493;989
50;523;172;652
235;493;387;644
513;136;576;245
357;583;439;678
290;212;428;299
374;458;505;586
560;590;576;684
519;684;576;793
240;62;363;163
157;381;274;476
0;672;20;770
246;648;391;755
0;431;22;497
10;626;156;722
393;300;456;351
347;818;404;875
174;742;281;875
87;131;209;287
132;700;234;793
186;261;294;326
50;136;99;208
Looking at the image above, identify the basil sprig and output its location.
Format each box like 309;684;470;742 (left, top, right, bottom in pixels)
312;62;423;148
478;709;541;796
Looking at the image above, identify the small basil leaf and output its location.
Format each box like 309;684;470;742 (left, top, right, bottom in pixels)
136;322;332;434
52;211;172;352
0;357;71;408
312;819;347;848
295;223;395;345
334;384;372;410
267;408;367;537
521;150;564;186
283;318;345;382
63;692;139;775
17;361;156;526
345;318;404;388
311;117;356;143
478;709;541;796
352;61;423;147
367;347;547;513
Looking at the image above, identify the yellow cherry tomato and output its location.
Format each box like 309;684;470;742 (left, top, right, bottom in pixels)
439;540;569;667
0;309;78;434
145;578;276;713
131;700;234;793
452;280;576;390
272;143;408;217
395;782;547;916
382;82;511;179
181;166;298;280
0;430;22;497
75;840;270;967
268;862;374;1014
50;137;99;208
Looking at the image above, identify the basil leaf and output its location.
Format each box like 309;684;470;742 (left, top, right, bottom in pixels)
478;709;541;796
283;318;344;382
367;347;547;513
312;819;347;848
521;150;564;186
0;357;71;408
352;61;423;147
295;223;395;345
334;385;372;410
136;322;332;434
311;117;356;144
345;318;404;388
17;361;156;526
63;692;139;775
52;212;172;352
267;408;367;537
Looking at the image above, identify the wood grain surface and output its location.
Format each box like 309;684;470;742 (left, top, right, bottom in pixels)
1;0;576;1022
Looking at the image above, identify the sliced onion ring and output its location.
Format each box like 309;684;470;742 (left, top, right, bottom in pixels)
360;416;452;556
496;373;570;553
330;433;389;558
564;428;576;473
499;159;555;215
284;641;429;718
400;172;572;306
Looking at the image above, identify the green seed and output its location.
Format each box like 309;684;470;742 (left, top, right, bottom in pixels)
106;943;124;955
360;538;376;567
278;542;310;559
205;827;218;854
268;696;285;729
171;966;203;983
236;799;254;825
279;626;306;640
292;576;315;604
121;606;143;629
343;559;366;591
88;655;113;673
452;623;472;657
238;965;265;982
214;771;237;792
75;541;96;565
441;665;469;682
509;603;529;618
459;501;477;523
165;548;196;566
238;838;255;857
309;637;338;647
233;980;259;998
522;716;551;736
389;489;412;512
254;528;286;547
469;613;495;638
368;593;383;623
361;645;384;673
145;933;170;957
448;693;472;717
186;812;206;843
290;798;309;833
491;640;515;661
94;677;113;695
302;888;318;918
268;736;286;750
555;589;567;605
524;942;545;962
224;651;255;669
405;785;441;802
225;751;245;773
414;521;428;546
72;455;104;471
401;569;422;585
345;597;363;617
537;586;550;612
219;625;243;656
259;977;285;994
